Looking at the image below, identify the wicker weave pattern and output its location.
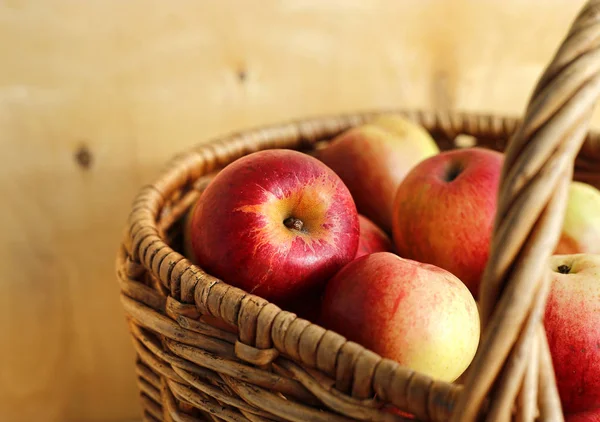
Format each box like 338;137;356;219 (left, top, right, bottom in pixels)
117;2;600;421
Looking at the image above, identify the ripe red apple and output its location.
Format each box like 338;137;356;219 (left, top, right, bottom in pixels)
189;149;360;306
555;181;600;255
566;409;600;422
544;254;600;413
320;252;480;382
314;114;439;233
391;147;503;298
355;214;393;259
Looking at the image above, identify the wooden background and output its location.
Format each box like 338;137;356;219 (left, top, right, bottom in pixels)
1;1;597;421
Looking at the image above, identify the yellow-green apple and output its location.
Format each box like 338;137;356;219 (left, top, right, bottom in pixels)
320;252;480;382
189;149;360;306
566;409;600;422
391;147;503;298
555;181;600;255
314;114;439;232
544;254;600;413
355;214;393;259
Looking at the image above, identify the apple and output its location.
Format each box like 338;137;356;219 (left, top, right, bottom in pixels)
391;147;503;298
320;252;480;382
355;214;393;259
189;149;360;306
566;409;600;422
555;181;600;255
544;254;600;413
314;114;439;232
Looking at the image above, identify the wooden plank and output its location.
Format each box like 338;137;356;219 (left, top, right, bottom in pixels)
0;1;591;421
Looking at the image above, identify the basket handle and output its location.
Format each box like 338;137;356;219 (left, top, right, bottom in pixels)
451;1;600;420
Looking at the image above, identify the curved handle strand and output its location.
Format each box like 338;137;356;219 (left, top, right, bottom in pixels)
451;2;600;420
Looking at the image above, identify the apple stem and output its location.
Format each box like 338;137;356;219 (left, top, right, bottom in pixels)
557;264;571;274
284;217;304;232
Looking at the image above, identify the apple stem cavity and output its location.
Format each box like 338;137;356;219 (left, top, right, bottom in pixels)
284;217;305;232
557;264;571;274
445;162;464;182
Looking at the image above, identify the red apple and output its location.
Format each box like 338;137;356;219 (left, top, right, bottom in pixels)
544;254;600;413
315;114;439;233
355;214;393;259
189;149;360;306
555;181;600;255
320;252;480;382
391;147;503;298
566;409;600;422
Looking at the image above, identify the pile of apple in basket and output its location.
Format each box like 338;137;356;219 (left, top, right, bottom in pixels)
181;114;600;420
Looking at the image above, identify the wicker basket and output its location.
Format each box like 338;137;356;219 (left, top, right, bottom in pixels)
117;2;600;421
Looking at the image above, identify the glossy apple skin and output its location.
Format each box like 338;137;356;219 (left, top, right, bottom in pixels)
315;114;439;233
544;254;600;413
566;409;600;422
555;181;600;255
320;252;480;382
391;147;503;298
190;149;359;306
355;214;393;259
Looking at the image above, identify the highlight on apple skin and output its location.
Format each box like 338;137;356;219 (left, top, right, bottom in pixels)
189;149;360;307
555;181;600;255
315;114;439;233
320;252;480;382
391;147;503;298
544;253;600;413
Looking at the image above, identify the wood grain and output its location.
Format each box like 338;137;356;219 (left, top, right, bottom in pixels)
0;1;593;421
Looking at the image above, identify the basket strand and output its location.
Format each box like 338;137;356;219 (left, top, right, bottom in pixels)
452;1;600;420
